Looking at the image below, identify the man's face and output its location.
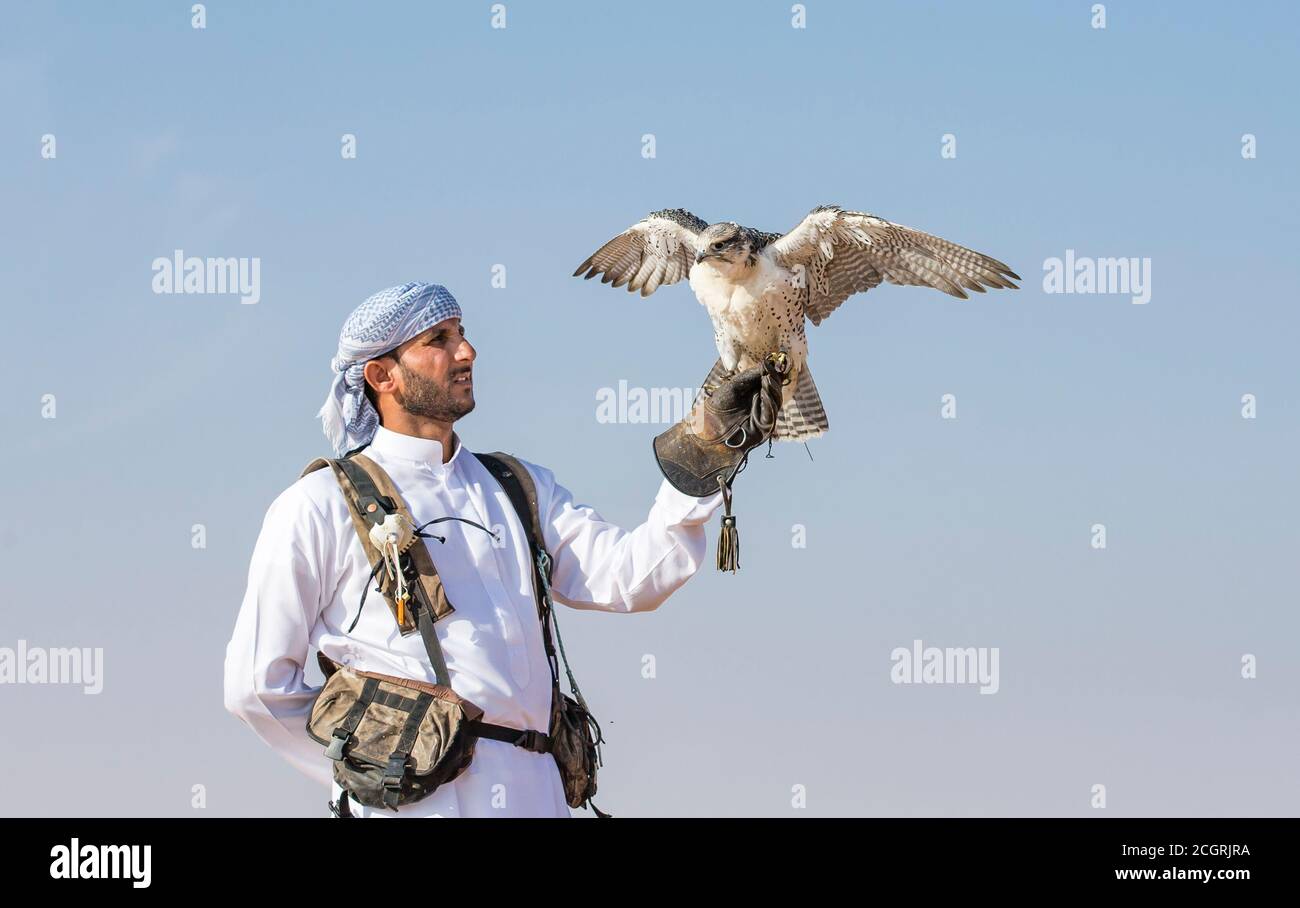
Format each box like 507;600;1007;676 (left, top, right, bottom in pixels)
383;317;477;422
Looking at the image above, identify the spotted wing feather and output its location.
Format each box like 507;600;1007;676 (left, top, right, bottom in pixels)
769;205;1021;325
573;209;708;298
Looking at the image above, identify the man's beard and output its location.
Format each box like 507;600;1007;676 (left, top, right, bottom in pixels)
393;365;474;422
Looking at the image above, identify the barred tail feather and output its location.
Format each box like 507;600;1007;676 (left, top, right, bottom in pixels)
689;357;828;441
772;365;828;441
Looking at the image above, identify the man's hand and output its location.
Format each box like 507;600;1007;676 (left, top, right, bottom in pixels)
653;353;788;497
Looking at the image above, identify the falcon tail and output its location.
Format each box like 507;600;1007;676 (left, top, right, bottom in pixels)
692;358;828;443
772;364;828;442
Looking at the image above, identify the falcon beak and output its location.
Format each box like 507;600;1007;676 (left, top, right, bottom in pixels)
695;249;708;264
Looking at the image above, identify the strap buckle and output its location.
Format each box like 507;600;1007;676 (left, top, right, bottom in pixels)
383;754;408;788
324;729;350;761
516;729;549;754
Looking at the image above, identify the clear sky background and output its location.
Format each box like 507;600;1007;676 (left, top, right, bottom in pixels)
2;1;1296;817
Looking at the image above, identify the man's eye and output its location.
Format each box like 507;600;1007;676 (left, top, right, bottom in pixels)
428;328;464;344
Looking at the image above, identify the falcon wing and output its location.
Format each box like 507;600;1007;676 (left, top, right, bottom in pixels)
768;205;1021;326
572;208;708;298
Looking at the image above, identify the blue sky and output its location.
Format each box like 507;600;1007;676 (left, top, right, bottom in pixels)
2;1;1297;816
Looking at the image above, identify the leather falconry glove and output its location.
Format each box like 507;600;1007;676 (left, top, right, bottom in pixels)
653;352;789;572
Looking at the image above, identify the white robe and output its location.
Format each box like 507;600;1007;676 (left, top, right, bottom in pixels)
223;425;723;817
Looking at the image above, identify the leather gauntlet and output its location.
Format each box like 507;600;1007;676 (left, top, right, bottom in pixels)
653;352;789;571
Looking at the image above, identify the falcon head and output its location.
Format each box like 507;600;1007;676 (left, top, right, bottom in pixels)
694;222;753;270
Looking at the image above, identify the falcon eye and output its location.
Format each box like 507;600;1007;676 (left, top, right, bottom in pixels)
711;242;724;251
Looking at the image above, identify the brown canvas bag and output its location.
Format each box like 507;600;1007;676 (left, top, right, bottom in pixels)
305;656;484;810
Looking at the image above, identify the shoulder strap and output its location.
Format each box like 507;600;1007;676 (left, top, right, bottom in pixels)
299;454;457;635
304;453;457;685
474;452;561;685
300;457;332;479
473;452;548;567
347;454;458;620
475;452;598;717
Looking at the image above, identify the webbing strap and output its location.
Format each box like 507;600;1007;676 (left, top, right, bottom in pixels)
393;692;435;760
325;676;380;760
468;720;552;754
472;452;607;813
369;688;419;712
474;452;598;722
382;691;435;808
414;592;452;687
328;789;353;818
335;458;395;528
339;677;379;735
472;453;560;683
347;453;457;623
306;453;458;635
332;454;458;685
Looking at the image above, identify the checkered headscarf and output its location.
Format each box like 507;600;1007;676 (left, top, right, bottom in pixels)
318;282;462;456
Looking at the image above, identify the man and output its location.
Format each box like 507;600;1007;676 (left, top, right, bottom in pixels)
223;281;776;817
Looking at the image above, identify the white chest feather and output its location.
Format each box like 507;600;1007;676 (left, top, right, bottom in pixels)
689;255;805;356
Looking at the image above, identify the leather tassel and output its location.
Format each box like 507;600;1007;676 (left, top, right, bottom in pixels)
716;476;739;572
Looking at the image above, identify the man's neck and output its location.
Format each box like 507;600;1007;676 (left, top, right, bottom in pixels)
377;415;456;464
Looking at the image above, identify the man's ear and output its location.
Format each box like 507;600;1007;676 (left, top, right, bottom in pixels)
361;356;390;390
358;356;397;411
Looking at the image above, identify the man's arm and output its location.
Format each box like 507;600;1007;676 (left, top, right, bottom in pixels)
223;483;335;789
518;459;724;614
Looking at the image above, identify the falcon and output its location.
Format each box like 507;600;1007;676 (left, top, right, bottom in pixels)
573;206;1020;441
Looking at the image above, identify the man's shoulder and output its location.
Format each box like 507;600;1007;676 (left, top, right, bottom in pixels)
472;450;556;493
264;459;351;524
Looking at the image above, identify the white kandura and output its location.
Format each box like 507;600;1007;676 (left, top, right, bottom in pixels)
223;424;723;817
